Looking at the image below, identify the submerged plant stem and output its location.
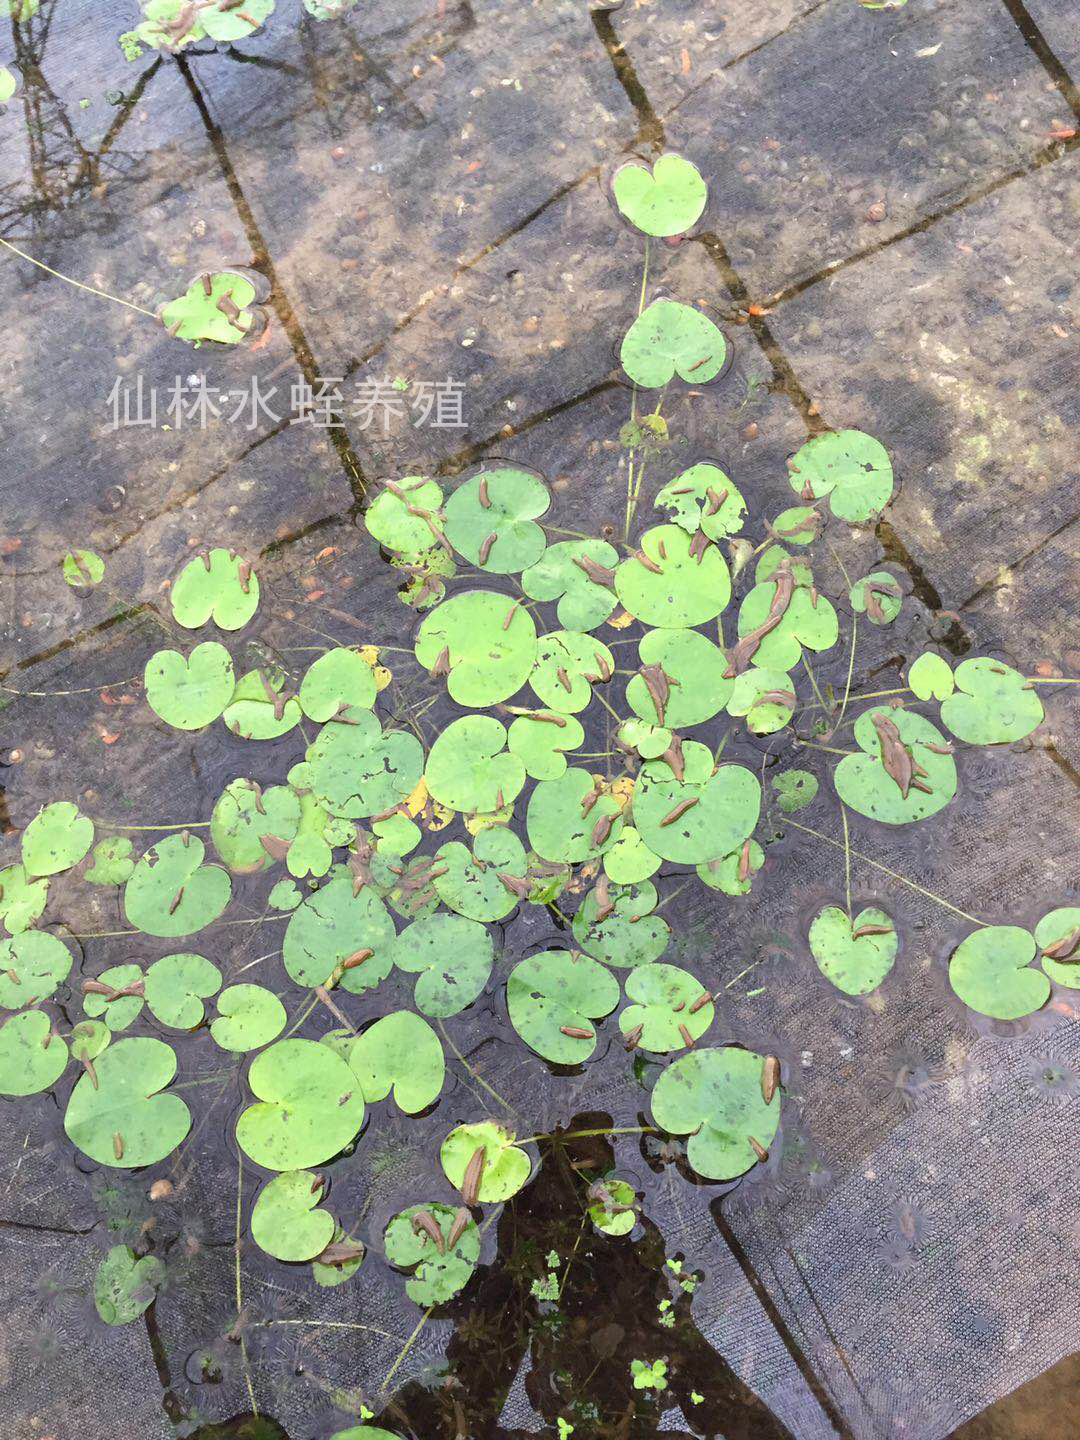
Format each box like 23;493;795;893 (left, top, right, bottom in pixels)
380;1306;433;1394
0;236;158;317
235;1149;258;1418
841;804;852;919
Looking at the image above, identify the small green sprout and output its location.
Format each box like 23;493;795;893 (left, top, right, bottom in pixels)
630;1357;668;1391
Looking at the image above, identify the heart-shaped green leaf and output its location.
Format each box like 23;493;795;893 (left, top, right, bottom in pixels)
602;826;662;885
144;953;222;1028
199;0;273;42
160;273;257;346
384;1203;480;1305
735;581;838;671
298;648;377;722
433;826;529;921
365;476;445;555
0;863;48;932
309;718;423;820
506;949;619;1063
145;643;235;730
211;778;302;873
392;913;494;1017
654;463;746;539
587;1176;638;1236
83;964;145;1031
771;770;818;813
619;963;713;1051
222;668;302;740
572;879;670;968
612;154;707;237
251;1170;335;1262
625;626;732;727
93;1246;165;1325
726;667;796;735
834;706;957;824
907;651;954;702
62;549;105;587
211;984;286;1052
85;838;135;887
939;658;1044;745
349;1012;445;1113
124;833;231;937
425;715;526;813
64;1037;191;1167
440;1121;531;1201
634;750;760;865
70;1020;111;1062
615;525;730;627
650;1046;780;1180
415;590;538;707
444;467;550;573
696;839;763;895
620;301;726;388
526;768;625;864
849;571;902;627
22;801;93;878
948;926;1049;1020
809;905;897;995
520;539;619;630
530;630;614;714
236;1039;365;1170
1035;907;1080;990
0;1010;68;1095
786;430;893;522
0;930;73;1008
507;710;585;782
171;548;259;629
283;869;396;991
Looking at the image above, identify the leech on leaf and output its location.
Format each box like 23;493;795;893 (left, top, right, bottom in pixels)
477;476;491;508
688;989;712;1015
560;1025;594;1040
498;872;531;898
678;1023;695;1049
556;666;573;693
81;1056;99;1089
590;812;614;848
430;645;451;678
748;1136;769;1163
113;1133;124;1161
503;601;519;630
446;1207;471;1250
237;560;252;594
340;947;374;971
705;486;728;515
737;838;752;883
461;1146;486;1205
660;797;698;827
623;1024;644;1051
200;272;213;297
259;834;292;861
573;555;617;587
528;711;566;726
477;531;498;566
1042;926;1080;961
199;548;213;571
411;1209;445;1254
851;922;893;940
761;1055;780;1105
634;548;664;575
169;887;185;915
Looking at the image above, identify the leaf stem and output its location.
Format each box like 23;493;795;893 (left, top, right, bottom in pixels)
235;1148;259;1418
379;1306;433;1394
0;236;158;317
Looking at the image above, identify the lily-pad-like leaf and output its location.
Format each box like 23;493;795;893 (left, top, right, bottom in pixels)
144;953;222;1028
171;548;259;630
727;667;796;735
444;468;549;573
0;931;73;1008
222;668;302;741
0;65;19;104
787;430;894;522
393;913;495;1017
350;1012;444;1113
211;984;286;1052
834;706;957;825
507;710;585;782
160;273;257;346
71;1019;111;1063
572;880;670;968
771;770;819;813
283;870;396;991
0;1010;68;1095
124;833;231;938
755;544;814;588
85;838;135;887
22;801;93;878
603;826;662;885
808;906;897;996
251;1170;335;1263
311;1224;365;1287
908;651;954;702
1035;908;1080;990
618;718;672;761
939;658;1044;745
440;1121;531;1201
64;1037;191;1168
127;0;206;52
948;926;1049;1020
527;768;625;864
0;862;48;931
634;750;760;865
615;525;730;627
588;1176;637;1236
145;643;235;730
211;778;301;873
506;950;620;1063
415;590;538;707
650;1046;780;1181
200;0;274;42
365;476;446;556
530;630;614;715
696;840;763;895
62;549;105;587
237;1039;365;1170
612;153;707;237
626;626;732;728
654;464;746;540
93;1246;165;1325
619;963;713;1051
305;713;413;819
620;301;726;389
298;648;376;722
433;826;528;921
268;879;303;911
520;539;619;630
425;715;526;813
735;581;838;672
384;1202;480;1305
849;571;902;626
83;963;145;1031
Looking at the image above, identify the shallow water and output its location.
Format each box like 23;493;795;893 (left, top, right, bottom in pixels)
1;2;1078;1438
